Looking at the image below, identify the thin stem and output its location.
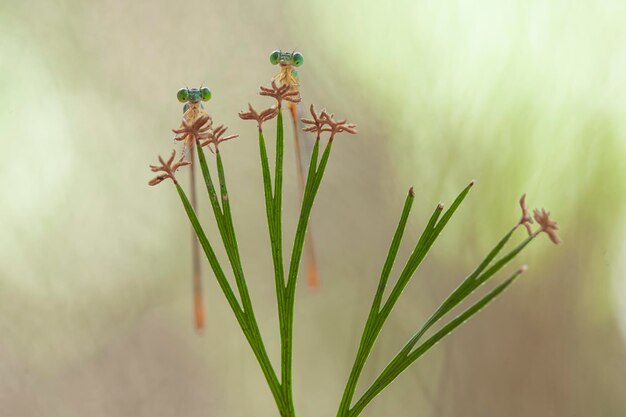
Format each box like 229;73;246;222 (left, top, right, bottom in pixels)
274;110;284;242
197;142;286;412
336;188;415;416
336;182;473;417
288;102;320;288
379;182;475;322
215;152;254;312
347;222;534;417
174;182;286;414
336;202;443;417
349;269;524;417
280;138;329;415
358;230;529;405
256;121;295;416
195;141;223;214
276;111;290;409
257;127;287;323
286;139;330;297
214;150;285;411
274;110;295;414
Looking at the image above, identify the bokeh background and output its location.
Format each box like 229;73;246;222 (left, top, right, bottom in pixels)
1;0;625;416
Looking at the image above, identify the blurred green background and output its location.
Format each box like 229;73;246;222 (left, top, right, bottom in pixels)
1;0;625;416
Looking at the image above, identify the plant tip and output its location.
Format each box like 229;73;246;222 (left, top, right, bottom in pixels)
533;208;561;245
469;179;476;187
518;193;534;235
518;264;528;273
437;202;445;209
408;187;415;197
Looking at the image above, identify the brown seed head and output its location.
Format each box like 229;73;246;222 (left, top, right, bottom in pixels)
301;104;357;140
239;103;278;130
148;149;190;186
319;110;357;140
199;124;239;153
259;80;301;107
533;208;561;245
172;115;212;146
301;104;328;137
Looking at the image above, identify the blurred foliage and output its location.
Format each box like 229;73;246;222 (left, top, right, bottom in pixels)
0;0;625;416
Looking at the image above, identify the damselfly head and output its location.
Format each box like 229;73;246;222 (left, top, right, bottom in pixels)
177;87;212;103
269;50;304;67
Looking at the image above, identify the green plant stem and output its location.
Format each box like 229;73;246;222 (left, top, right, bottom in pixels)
336;201;443;416
396;227;526;357
167;106;543;417
376;182;474;325
258;115;298;416
336;188;415;416
274;111;296;416
283;137;327;415
274;111;285;247
348;268;523;417
345;221;535;416
174;182;287;414
286;139;329;299
196;143;264;339
257;128;287;326
366;230;529;388
214;152;254;311
337;183;473;417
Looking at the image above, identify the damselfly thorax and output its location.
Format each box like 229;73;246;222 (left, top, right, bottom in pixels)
273;65;300;92
183;101;210;124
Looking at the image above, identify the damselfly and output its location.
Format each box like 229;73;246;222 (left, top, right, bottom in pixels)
175;86;212;330
269;50;320;288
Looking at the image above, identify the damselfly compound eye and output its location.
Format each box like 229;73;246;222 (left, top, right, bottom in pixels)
200;87;212;101
177;88;190;103
270;50;281;65
292;52;304;67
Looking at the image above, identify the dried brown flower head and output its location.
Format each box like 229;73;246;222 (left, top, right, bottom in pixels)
239;103;279;130
517;193;534;235
533;208;561;245
259;80;301;107
172;114;212;146
148;150;190;186
301;104;357;140
320;110;357;140
301;104;328;137
199;124;239;153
